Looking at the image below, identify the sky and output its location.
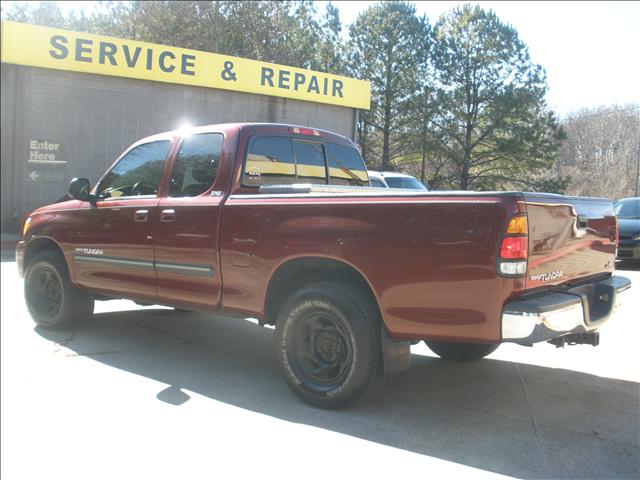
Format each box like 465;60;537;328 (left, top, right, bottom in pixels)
327;1;640;117
3;1;639;118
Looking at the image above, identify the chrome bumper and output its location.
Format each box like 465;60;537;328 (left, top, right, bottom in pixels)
501;275;631;344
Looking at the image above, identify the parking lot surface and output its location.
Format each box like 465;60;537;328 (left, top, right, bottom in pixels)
1;260;639;479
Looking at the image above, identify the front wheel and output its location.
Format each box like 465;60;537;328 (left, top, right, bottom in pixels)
275;282;384;409
24;250;94;329
425;340;499;361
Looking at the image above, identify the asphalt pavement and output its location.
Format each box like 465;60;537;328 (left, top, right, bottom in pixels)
1;259;638;480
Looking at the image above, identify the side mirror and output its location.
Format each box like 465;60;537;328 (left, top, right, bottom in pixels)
68;177;92;203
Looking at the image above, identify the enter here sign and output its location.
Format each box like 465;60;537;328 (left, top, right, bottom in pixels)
1;20;371;110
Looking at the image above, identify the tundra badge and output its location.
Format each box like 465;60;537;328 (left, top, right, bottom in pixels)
75;247;104;256
530;271;563;282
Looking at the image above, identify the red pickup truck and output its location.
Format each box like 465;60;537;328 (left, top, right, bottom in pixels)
17;123;631;408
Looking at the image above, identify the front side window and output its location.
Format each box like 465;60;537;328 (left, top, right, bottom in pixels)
169;133;223;197
98;140;170;198
326;143;369;186
294;141;327;184
244;136;295;186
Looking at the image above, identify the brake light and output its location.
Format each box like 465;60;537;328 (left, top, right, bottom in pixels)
498;215;528;277
289;127;321;136
499;237;528;259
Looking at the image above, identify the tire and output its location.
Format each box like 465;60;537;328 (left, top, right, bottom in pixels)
274;282;384;409
24;250;94;329
425;340;499;361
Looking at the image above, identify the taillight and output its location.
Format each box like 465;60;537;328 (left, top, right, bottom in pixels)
500;237;528;259
498;215;528;276
289;127;321;136
505;216;528;234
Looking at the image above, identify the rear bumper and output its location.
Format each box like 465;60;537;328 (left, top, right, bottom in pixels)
501;275;631;344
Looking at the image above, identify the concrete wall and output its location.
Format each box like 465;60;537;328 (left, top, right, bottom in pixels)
0;63;356;232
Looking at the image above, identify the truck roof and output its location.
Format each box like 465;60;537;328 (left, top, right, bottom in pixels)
134;122;355;146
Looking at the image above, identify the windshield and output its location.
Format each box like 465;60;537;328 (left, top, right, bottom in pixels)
384;176;427;190
614;199;640;219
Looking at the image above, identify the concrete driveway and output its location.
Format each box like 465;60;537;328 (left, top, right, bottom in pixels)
1;260;638;479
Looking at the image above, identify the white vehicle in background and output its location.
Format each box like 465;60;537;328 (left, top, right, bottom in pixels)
368;171;428;190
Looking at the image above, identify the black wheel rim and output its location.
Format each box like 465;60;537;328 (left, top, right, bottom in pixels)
28;266;62;320
290;312;353;391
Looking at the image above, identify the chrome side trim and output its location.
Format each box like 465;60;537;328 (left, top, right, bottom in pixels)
155;262;214;277
73;254;214;277
74;255;155;271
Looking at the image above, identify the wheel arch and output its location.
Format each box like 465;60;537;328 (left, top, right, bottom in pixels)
23;236;67;275
263;256;382;327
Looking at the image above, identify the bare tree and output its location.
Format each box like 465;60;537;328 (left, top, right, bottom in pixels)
557;104;640;199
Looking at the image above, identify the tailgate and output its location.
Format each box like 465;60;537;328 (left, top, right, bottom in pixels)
524;193;617;289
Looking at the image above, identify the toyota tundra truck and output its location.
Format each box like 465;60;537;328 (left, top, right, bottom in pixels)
16;122;631;408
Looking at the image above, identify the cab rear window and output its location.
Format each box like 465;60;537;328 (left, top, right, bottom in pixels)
244;137;295;186
243;136;368;187
326;143;369;186
294;140;326;184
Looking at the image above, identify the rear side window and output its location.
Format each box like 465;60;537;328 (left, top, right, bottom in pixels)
294;141;326;184
244;137;295;186
326;143;369;186
169;133;223;197
98;140;170;198
384;176;427;190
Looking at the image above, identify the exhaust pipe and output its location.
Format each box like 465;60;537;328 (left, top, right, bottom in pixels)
548;332;599;348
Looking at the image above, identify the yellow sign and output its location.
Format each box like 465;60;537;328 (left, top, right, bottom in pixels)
1;20;370;110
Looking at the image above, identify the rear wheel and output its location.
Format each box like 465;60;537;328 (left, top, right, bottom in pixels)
275;282;384;409
24;250;94;329
425;340;499;361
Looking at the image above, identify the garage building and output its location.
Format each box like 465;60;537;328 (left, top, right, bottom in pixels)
0;20;369;234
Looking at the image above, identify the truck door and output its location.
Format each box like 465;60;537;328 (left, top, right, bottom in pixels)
154;133;224;310
72;140;172;303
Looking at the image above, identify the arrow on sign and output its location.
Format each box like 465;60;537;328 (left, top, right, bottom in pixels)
29;171;40;181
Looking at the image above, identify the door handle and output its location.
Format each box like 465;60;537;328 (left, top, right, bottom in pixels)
134;209;149;222
161;209;176;222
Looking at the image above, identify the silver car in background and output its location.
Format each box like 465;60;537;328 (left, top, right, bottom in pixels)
368;171;428;190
